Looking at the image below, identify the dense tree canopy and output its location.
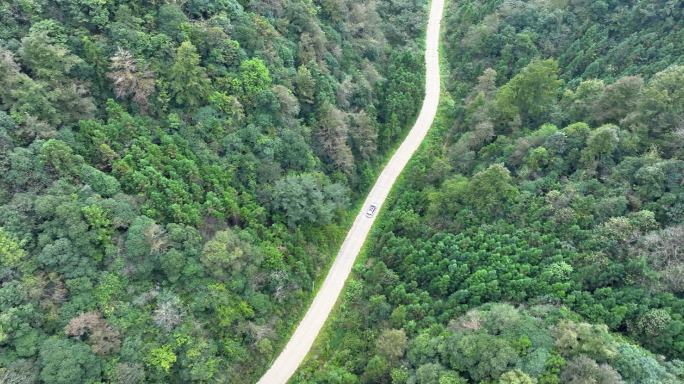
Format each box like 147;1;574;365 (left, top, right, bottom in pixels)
0;0;428;380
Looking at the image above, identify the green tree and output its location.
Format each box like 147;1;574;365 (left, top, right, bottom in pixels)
539;350;566;384
551;321;618;363
18;31;95;123
559;356;624;384
495;59;561;122
377;329;409;361
200;228;252;280
0;227;27;270
295;65;316;105
18;30;82;83
38;338;102;384
114;362;146;384
415;363;445;384
1;40;93;126
271;173;348;228
581;125;619;168
39;139;84;181
466;164;518;216
145;344;177;373
233;58;271;105
392;366;409;384
168;41;211;108
562;79;605;123
593;76;643;124
500;369;538;384
442;331;519;382
157;4;189;41
637;66;684;134
612;343;668;384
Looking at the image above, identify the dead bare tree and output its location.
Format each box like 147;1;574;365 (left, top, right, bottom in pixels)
636;225;684;292
106;47;155;114
152;300;183;332
64;311;121;355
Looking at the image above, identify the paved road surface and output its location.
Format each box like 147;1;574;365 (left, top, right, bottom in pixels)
256;0;444;382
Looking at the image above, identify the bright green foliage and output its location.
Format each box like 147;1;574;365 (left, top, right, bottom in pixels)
391;366;409;384
233;58;271;104
145;345;177;373
81;204;113;260
539;350;566;384
0;227;27;269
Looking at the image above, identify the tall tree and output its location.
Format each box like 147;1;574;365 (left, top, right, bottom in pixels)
168;41;211;109
316;102;354;172
232;58;272;105
495;59;561;123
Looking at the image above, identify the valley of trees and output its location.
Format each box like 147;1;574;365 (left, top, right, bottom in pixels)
0;0;429;381
290;0;684;383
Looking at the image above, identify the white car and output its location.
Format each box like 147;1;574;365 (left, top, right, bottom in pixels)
365;204;377;218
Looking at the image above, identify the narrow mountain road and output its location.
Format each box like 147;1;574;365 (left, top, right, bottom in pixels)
256;0;444;382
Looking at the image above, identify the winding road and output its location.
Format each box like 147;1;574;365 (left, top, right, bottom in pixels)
257;0;444;382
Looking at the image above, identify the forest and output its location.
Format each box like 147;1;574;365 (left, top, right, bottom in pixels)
0;0;429;381
290;0;684;383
